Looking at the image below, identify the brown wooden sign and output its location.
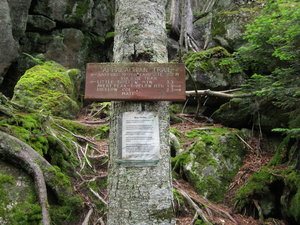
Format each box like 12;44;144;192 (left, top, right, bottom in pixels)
84;63;186;101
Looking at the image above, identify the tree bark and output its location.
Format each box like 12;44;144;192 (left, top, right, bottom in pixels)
108;0;175;224
169;0;180;34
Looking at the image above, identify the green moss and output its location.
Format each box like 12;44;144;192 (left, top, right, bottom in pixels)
0;169;41;225
150;206;174;221
170;127;182;137
184;47;231;73
12;61;79;119
50;195;82;224
106;31;115;39
173;127;246;202
234;168;273;209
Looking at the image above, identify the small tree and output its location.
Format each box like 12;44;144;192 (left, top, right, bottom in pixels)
234;0;300;128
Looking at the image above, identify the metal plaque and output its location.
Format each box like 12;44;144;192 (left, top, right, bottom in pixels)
118;112;160;163
85;62;186;101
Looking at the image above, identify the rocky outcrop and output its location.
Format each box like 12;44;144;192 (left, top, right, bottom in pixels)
0;0;19;85
0;0;114;97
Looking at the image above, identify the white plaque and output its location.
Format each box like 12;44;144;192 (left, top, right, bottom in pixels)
120;112;160;162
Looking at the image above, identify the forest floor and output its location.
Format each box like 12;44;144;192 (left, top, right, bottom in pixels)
74;111;276;225
171;115;274;225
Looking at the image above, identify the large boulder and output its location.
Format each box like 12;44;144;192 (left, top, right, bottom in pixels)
12;61;81;119
173;127;247;202
0;0;19;85
191;0;265;52
212;98;289;132
31;0;94;29
7;0;32;40
45;28;85;69
184;47;247;91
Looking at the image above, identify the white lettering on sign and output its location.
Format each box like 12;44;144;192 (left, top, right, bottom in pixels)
121;112;160;161
84;63;186;101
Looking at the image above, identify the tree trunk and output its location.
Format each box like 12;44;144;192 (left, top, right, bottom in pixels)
107;0;175;224
169;0;180;34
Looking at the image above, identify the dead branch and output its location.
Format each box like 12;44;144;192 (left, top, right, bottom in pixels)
78;120;109;125
174;186;213;225
191;196;237;224
52;120;99;146
236;133;254;151
186;89;254;98
89;188;107;205
82;207;94;225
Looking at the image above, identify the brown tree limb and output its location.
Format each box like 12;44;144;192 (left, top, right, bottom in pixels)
174;186;213;225
186;89;254;98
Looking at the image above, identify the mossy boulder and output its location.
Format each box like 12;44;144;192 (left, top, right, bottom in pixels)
212;98;289;132
212;3;263;51
184;47;247;91
234;136;300;224
173;127;247;202
12;61;81;119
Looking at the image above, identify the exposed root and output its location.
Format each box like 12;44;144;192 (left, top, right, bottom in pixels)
0;131;51;225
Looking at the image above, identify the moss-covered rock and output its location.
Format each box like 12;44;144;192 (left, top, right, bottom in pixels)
173;127;247;202
212;97;289;132
12;61;81;119
234;135;300;224
184;47;247;91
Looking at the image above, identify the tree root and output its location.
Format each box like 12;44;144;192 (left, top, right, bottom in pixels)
0;131;75;224
0;131;51;225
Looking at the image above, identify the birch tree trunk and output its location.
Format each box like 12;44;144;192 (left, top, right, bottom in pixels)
107;0;175;224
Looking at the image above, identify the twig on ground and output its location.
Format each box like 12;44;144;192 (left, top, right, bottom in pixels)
89;188;107;205
174;185;213;225
236;133;254;151
82;208;94;225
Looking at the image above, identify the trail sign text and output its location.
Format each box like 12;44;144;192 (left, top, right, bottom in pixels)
85;63;186;101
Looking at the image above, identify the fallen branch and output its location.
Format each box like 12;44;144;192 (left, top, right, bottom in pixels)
174;186;213;225
82;208;94;225
89;188;107;205
236;133;254;151
186;89;254;98
52;119;98;146
191;196;237;224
